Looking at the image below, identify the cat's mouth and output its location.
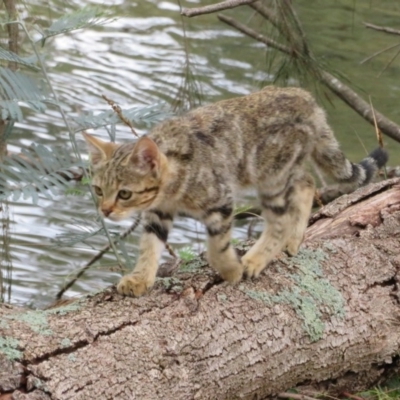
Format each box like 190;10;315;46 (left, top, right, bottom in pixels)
102;196;157;221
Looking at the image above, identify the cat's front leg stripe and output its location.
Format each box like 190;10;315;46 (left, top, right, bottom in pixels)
144;222;169;242
206;223;231;237
219;241;231;253
149;210;174;221
205;205;233;219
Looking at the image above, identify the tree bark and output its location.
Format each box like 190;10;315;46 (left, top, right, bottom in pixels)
1;179;400;400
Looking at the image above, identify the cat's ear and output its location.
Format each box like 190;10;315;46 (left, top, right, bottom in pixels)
130;136;160;175
83;133;115;165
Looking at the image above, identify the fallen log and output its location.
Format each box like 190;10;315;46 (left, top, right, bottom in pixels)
1;178;400;400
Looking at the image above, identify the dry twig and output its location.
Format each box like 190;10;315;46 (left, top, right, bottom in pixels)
364;22;400;36
102;95;139;137
181;0;258;18
56;216;142;300
278;392;319;400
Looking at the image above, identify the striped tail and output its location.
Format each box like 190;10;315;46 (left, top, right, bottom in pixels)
312;138;388;186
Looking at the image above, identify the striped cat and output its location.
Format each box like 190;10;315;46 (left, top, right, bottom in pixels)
84;86;387;297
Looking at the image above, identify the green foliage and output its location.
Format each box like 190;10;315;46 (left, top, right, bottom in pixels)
356;378;400;400
0;66;51;121
178;246;197;262
51;218;104;248
233;204;254;215
0;144;83;204
0;47;39;70
39;7;113;45
0;7;116;127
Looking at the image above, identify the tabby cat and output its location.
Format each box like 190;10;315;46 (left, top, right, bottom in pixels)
84;86;387;297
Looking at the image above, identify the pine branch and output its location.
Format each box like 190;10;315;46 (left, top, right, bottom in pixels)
217;12;400;143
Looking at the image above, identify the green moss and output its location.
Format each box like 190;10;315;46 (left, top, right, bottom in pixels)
241;287;272;305
46;301;83;316
4;299;85;336
61;338;71;348
179;257;208;273
5;310;53;336
30;377;48;391
241;247;345;342
157;277;184;293
0;336;23;360
68;353;77;362
217;293;228;302
0;320;9;329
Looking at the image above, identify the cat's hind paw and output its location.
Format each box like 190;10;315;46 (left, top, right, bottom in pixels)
117;274;154;297
242;253;267;279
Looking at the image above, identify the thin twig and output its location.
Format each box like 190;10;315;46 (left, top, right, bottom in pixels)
249;2;281;31
369;96;384;148
364;22;400;36
182;0;258;17
217;14;291;54
341;392;365;400
278;392;319;400
360;42;400;65
165;243;177;259
378;46;400;77
102;95;139;137
369;96;387;178
56;216;142;300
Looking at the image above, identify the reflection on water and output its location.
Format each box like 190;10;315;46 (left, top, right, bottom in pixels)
1;0;400;307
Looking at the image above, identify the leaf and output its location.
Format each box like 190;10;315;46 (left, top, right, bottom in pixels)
0;145;84;203
0;67;51;121
42;7;113;43
0;47;40;71
73;103;172;133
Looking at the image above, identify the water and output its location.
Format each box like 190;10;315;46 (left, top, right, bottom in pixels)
2;0;400;307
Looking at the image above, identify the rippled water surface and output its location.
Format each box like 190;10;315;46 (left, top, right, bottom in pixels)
2;0;400;307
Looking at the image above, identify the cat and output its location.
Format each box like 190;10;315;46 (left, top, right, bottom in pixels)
83;86;388;297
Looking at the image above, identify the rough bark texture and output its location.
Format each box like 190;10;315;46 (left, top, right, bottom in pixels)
1;179;400;400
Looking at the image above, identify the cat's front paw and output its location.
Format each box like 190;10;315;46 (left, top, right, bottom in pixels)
117;274;154;297
219;264;243;284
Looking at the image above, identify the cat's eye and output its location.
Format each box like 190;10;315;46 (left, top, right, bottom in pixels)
118;189;132;200
92;185;103;196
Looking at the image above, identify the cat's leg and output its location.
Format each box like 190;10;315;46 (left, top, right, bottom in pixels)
285;173;315;256
243;173;314;278
242;200;291;279
117;210;173;297
203;203;243;283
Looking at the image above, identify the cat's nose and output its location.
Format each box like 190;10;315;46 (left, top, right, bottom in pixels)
101;208;112;217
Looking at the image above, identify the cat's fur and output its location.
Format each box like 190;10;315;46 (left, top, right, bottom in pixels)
84;86;388;297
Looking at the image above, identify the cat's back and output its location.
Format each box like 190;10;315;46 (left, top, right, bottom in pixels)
148;86;317;163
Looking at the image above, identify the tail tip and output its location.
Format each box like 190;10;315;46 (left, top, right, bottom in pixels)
369;147;388;168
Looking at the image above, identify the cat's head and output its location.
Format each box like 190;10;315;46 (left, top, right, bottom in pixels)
83;133;164;221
